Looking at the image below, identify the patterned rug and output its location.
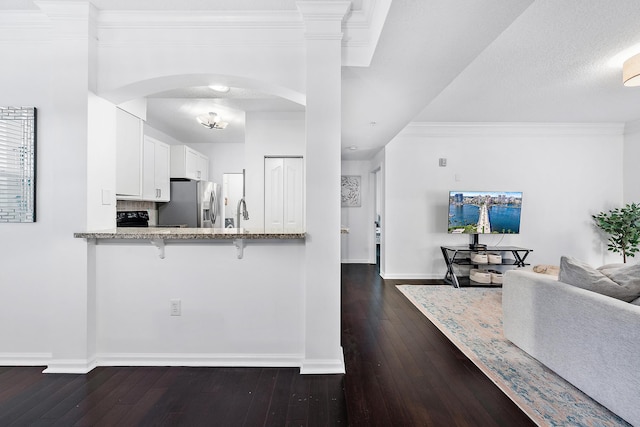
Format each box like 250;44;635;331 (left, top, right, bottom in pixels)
396;285;630;427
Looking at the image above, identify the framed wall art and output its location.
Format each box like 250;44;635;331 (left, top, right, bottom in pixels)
341;175;361;207
0;106;37;222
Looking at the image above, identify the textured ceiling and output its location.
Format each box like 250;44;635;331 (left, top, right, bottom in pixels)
412;0;640;124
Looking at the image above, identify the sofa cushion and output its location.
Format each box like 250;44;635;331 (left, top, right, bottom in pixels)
558;256;640;303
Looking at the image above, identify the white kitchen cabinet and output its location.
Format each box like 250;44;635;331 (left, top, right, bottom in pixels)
170;145;209;181
197;153;209;181
142;136;170;202
115;108;143;198
264;157;304;233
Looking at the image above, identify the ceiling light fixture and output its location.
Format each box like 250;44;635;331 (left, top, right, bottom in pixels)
623;53;640;86
197;112;228;129
348;145;358;150
209;85;230;93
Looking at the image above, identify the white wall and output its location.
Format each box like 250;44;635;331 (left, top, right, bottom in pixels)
87;93;117;229
196;142;245;189
0;41;54;364
0;5;98;369
382;123;625;279
341;161;374;263
624;120;640;204
95;240;305;364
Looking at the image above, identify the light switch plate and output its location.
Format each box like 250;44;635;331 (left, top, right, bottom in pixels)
101;189;111;205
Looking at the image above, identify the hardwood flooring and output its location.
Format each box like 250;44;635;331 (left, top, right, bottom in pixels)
341;263;534;427
0;263;534;426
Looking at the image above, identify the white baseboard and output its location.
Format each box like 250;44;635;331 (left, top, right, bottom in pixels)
95;353;304;369
300;348;345;374
43;358;97;374
12;352;345;375
0;352;52;367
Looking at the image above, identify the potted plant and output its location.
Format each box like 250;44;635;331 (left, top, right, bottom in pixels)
592;202;640;263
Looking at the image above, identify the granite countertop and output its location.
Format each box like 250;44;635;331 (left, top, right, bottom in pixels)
74;227;306;240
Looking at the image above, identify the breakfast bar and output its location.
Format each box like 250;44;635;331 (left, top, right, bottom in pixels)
68;227;314;373
74;228;305;259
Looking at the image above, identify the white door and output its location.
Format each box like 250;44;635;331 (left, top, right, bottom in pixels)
264;157;304;233
283;157;304;232
264;158;284;232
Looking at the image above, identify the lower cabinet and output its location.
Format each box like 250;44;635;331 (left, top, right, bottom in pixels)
264;156;304;233
142;136;170;202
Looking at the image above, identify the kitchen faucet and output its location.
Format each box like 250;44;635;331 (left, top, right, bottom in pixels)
236;197;249;230
236;169;249;230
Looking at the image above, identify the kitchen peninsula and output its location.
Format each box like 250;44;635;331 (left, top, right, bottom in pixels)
75;227;305;259
74;227;305;240
67;225;327;375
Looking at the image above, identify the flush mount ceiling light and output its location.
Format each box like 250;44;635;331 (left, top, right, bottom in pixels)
623;53;640;86
209;84;230;93
197;112;228;129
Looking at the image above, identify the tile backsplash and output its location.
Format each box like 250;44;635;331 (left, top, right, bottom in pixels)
116;200;158;225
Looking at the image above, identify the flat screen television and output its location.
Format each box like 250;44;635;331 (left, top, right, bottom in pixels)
448;191;523;235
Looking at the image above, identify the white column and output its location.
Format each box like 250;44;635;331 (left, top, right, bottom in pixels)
297;1;351;374
36;0;97;373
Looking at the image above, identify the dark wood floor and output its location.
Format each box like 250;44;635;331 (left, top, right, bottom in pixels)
0;263;534;426
341;263;534;427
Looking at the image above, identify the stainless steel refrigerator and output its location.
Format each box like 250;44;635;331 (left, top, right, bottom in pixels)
158;180;220;227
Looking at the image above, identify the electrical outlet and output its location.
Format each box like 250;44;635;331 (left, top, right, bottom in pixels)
170;299;181;316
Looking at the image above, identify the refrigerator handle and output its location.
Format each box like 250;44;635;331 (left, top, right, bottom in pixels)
210;190;216;226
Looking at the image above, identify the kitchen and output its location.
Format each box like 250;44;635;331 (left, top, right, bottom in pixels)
1;1;346;376
73;96;324;368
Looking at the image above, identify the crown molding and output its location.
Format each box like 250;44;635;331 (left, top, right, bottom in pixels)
624;118;640;135
0;10;49;29
97;10;303;30
400;122;626;138
1;0;389;66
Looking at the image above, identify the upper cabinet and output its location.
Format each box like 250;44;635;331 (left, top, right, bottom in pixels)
142;136;170;202
170;145;209;181
115;108;143;198
116;108;170;202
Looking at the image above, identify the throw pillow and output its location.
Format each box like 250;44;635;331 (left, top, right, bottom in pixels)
598;263;640;300
597;263;626;270
558;256;640;303
533;264;560;276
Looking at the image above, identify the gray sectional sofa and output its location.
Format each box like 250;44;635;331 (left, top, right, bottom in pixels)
503;269;640;426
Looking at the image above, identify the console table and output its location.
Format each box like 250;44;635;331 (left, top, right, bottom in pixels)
440;246;532;288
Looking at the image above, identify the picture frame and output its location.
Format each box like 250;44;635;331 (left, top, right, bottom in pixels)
0;106;37;222
341;175;361;207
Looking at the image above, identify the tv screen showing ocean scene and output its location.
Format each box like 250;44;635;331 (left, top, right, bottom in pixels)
448;191;523;234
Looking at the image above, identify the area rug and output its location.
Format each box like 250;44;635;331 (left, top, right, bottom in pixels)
396;285;630;427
